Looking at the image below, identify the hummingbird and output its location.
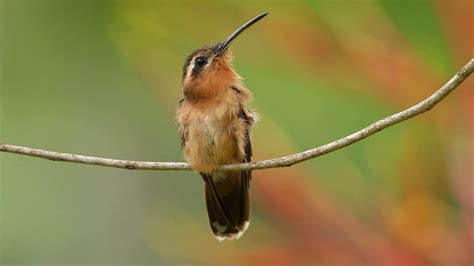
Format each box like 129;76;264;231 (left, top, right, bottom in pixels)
176;13;267;240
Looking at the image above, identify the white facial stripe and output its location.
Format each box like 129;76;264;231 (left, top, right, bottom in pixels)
185;58;195;80
187;55;214;80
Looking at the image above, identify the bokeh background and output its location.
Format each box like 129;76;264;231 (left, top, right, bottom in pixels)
1;0;473;265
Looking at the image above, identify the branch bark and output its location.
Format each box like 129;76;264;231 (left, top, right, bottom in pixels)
1;58;473;171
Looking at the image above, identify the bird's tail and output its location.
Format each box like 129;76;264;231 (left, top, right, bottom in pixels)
202;171;250;241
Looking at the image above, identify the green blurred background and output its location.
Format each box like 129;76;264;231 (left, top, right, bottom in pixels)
1;0;473;265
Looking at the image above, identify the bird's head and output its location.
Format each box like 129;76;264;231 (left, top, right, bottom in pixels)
182;13;267;100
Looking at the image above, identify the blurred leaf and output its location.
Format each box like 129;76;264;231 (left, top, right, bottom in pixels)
378;0;454;75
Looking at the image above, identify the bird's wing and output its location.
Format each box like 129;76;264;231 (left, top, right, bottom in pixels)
239;108;253;183
176;98;187;149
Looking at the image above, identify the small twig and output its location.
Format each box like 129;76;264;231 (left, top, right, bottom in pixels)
1;58;473;172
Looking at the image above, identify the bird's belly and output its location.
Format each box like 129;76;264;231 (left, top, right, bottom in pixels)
185;114;240;173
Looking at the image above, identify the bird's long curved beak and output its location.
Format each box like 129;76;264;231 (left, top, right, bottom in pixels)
215;12;268;57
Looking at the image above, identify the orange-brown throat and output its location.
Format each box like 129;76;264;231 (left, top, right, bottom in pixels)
183;51;240;102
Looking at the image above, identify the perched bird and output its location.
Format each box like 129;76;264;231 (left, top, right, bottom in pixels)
176;13;267;240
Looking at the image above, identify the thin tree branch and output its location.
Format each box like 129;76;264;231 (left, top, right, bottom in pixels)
1;58;473;171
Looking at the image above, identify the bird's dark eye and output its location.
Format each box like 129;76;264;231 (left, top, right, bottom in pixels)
195;57;207;67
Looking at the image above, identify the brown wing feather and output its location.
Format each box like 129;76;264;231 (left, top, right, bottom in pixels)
240;107;252;187
176;98;187;149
